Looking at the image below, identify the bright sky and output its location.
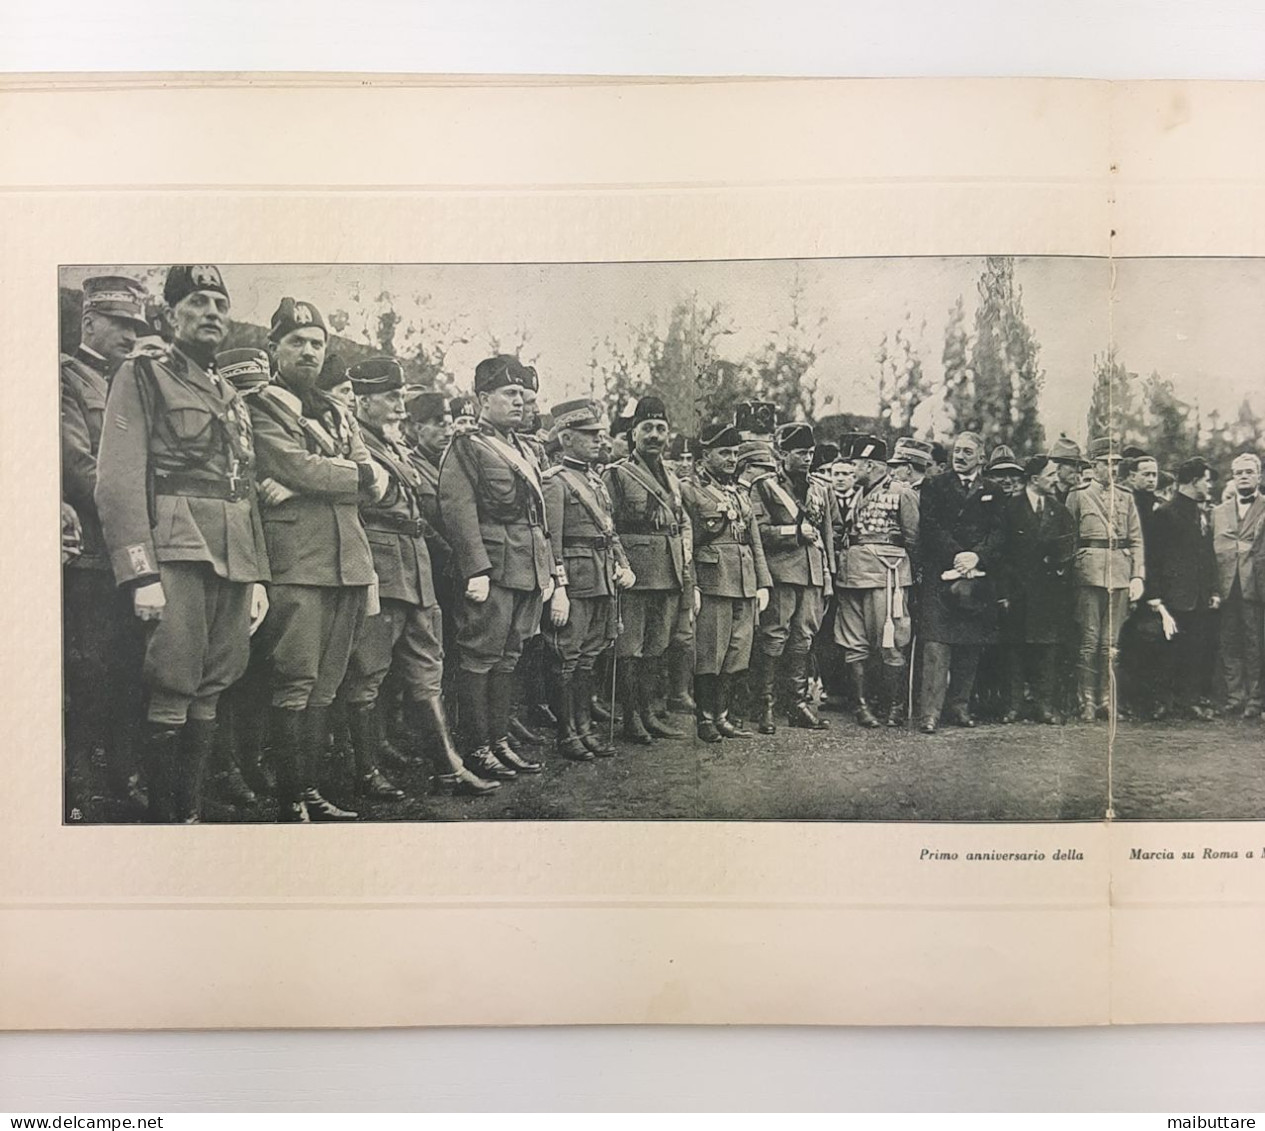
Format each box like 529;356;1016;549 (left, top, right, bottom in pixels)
63;257;1261;445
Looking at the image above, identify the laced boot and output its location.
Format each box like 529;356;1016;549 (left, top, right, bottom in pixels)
847;663;881;729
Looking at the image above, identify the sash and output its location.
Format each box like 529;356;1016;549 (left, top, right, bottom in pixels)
553;465;615;536
469;429;547;514
618;456;683;526
1075;484;1132;545
254;384;341;458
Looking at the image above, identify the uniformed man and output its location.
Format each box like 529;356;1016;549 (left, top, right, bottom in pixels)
1118;449;1163;718
402;391;456;601
888;437;935;496
835;434;920;728
249;297;389;821
542;398;636;759
340;359;499;799
438;355;560;780
681;423;772;741
61;274;153;812
450;393;479;437
603;394;696;744
95;265;271;823
915;431;1007;734
749;422;835;732
1065;437;1146;722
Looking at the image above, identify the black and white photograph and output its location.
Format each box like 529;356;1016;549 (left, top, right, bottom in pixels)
59;256;1265;826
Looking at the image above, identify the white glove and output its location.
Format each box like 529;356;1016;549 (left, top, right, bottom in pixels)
248;583;269;636
466;575;490;604
757;587;770;613
1128;577;1145;603
366;574;381;617
133;580;166;623
614;564;637;590
693;586;702;617
257;477;297;506
550;587;571;627
953;551;980;574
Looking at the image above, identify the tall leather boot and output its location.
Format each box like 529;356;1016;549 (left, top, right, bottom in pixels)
883;664;909;728
847;662;881;728
458;670;517;782
753;651;777;735
141;721;181;824
209;701;256;809
574;668;614;757
489;670;544;774
300;705;359;821
553;672;595;762
619;657;654;745
590;651;615;723
641;660;685;738
787;651;829;730
407;697;500;797
715;673;751;738
173;716;216;824
268;706;308;823
348;703;405;801
694;674;722;743
666;644;697;714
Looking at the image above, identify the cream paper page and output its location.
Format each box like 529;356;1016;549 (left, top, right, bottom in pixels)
0;74;1222;1028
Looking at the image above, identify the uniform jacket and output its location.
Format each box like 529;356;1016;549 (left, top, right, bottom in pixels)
437;421;558;592
918;471;1006;645
60;348;113;572
359;425;437;608
408;446;455;592
1212;491;1265;601
999;489;1075;644
543;457;629;600
1149;492;1218;613
604;452;693;592
1065;479;1145;590
681;467;771;599
748;469;834;589
95;346;270;587
249;383;376;587
837;472;920;589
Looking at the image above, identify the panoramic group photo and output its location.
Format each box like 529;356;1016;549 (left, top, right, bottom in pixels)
58;255;1265;826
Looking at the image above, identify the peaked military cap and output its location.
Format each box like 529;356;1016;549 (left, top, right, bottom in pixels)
775;422;816;452
407;391;451;423
81;275;150;334
1049;434;1087;465
474;354;534;394
268;297;327;343
551;398;605;432
348;356;404;395
735;400;778;437
216;347;271;392
163;264;229;307
450;393;478;421
841;433;887;461
1088;436;1123;462
986;444;1024;474
889;436;935;469
735;440;778;469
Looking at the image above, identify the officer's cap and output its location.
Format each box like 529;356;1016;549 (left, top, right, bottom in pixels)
841;433;887;462
268;297;327;344
735;440;778;470
474;354;535;395
889;436;934;469
164;265;229;308
1088;436;1123;462
216;347;271;392
551;398;606;433
775;422;816;452
407;391;450;424
700;422;742;450
348;356;404;396
81;275;150;334
986;444;1024;475
450;393;479;421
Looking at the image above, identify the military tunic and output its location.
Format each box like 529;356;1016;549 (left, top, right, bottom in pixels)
835;472;920;666
343;425;445;705
249;383;378;710
438;421;561;675
95;346;270;725
682;468;772;675
542;457;629;674
603;451;694;659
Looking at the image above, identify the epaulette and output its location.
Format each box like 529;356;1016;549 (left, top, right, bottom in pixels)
541;464;564;480
1067;480;1089;491
604;457;630;470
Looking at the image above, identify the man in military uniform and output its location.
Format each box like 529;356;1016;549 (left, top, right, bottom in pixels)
749;422;835;732
1065;437;1146;722
662;432;699;716
1148;457;1221;720
1212;452;1265;718
249;298;389;821
61;275;153;811
438;355;561;780
603;395;696;744
340;359;498;799
888;437;935;497
835;435;920;728
450;393;479;437
681;423;772;741
95;265;271;823
1118;449;1163;717
915;431;1007;734
402;391;456;603
542;398;636;759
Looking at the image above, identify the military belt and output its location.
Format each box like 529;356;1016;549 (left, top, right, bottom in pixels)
563;535;611;549
852;534;905;547
1080;537;1125;549
618;523;679;536
371;514;426;538
153;471;252;503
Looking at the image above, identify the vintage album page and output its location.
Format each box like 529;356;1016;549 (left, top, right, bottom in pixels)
0;75;1259;1028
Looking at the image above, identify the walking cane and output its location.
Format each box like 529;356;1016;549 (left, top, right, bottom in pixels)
608;589;621;747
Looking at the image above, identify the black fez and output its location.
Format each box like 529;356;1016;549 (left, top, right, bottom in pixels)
163;264;229;307
614;394;669;434
216;348;271;392
700;422;742;450
811;441;840;472
776;422;816;452
407;391;450;424
348;356;404;396
842;434;888;462
450;394;478;420
268;297;327;343
474;354;534;394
